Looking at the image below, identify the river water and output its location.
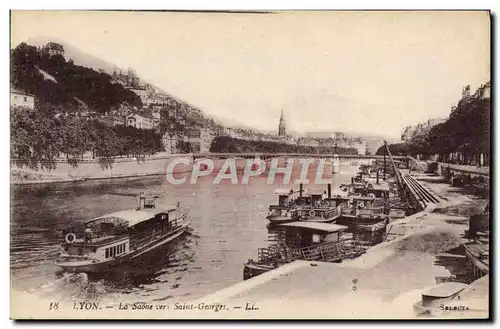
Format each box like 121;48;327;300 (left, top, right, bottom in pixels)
10;163;360;304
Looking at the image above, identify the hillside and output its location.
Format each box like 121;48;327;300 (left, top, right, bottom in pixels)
11;42;142;112
19;38;235;129
26;37;125;78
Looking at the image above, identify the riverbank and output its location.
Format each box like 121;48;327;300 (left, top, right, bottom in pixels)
192;171;489;319
10;156;347;186
10;155;185;185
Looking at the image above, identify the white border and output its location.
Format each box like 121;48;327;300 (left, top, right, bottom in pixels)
2;1;497;328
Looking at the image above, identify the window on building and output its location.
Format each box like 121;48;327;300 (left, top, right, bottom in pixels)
24;97;28;102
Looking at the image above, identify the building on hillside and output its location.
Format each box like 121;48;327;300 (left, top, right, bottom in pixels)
427;118;446;127
450;105;457;116
112;68;140;88
110;116;126;126
10;88;35;109
144;94;165;107
401;126;416;141
151;107;161;120
305;132;346;140
42;42;65;57
475;81;491;99
462;85;471;99
126;113;156;130
99;115;126;127
297;137;321;148
129;87;151;105
401;117;447;141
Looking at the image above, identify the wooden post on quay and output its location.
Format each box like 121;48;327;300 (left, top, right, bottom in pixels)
383;141;387;180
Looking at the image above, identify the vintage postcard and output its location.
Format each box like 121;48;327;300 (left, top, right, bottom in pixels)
9;10;490;320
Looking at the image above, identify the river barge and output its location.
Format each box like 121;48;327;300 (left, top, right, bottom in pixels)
244;221;364;280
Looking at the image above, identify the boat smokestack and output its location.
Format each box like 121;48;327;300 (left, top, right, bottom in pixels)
327;184;332;199
138;192;145;209
299;183;303;197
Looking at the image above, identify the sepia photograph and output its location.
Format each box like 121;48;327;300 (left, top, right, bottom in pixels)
8;10;491;320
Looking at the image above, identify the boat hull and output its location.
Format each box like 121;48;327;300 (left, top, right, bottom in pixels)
464;244;489;273
267;217;297;224
243;262;276;280
56;225;189;273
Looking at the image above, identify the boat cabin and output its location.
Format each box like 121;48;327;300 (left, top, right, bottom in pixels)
350;217;389;245
271;188;310;207
59;194;181;264
277;221;347;249
340;196;388;218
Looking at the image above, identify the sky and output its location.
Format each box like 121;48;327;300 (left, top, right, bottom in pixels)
11;11;490;139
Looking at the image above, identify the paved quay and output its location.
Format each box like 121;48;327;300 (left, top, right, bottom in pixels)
193;172;489;319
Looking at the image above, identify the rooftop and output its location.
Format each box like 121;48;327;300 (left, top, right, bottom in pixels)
10;88;35;97
84;205;177;228
45;42;65;52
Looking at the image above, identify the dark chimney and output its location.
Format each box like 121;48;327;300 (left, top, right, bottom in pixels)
299;183;303;198
327;183;332;199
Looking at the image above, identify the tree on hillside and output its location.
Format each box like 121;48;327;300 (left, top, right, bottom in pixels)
375;142;409;156
10;43;143;112
11;106;63;170
384;87;490;165
59;116;91;167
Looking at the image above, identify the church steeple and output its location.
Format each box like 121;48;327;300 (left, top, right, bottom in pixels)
278;109;286;137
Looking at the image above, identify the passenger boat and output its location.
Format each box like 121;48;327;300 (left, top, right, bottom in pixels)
297;186;349;223
55;193;190;273
244;221;365;280
267;184;349;225
266;187;307;224
266;184;314;224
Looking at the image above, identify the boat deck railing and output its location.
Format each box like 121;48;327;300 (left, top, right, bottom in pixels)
341;206;386;216
256;239;366;265
129;220;186;250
